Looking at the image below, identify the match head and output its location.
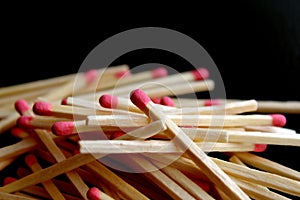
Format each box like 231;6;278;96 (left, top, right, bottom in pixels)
160;96;175;107
152;67;168;78
3;177;17;185
254;144;268;152
24;154;37;167
110;131;125;140
192;68;209;80
10;127;29;138
130;89;151;112
33;101;52;116
14;99;30;115
115;70;131;79
87;187;102;200
17;116;34;129
151;97;162;104
99;94;118;109
84;69;99;84
52;121;75;136
271;114;286;127
204;99;222;106
61;98;68;105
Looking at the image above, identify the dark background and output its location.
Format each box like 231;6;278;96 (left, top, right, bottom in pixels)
1;0;300;195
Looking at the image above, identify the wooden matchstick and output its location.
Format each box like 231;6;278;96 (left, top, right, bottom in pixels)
130;89;250;199
24;153;66;200
233;152;300;181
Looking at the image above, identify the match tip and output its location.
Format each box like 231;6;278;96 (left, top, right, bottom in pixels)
84;69;99;84
52;121;75;136
24;154;37;167
17;116;34;129
115;70;131;79
87;187;102;200
160;96;175;107
14;99;30;115
130;89;151;111
99;94;118;109
110;131;125;139
204;99;222;106
254;144;268;152
3;177;17;185
271;114;286;127
10;127;28;138
61;98;68;105
152;67;168;78
33;101;52;116
151;97;162;104
192;68;209;80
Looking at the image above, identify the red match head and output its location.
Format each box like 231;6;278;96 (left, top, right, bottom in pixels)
130;89;151;112
152;67;168;78
160;96;175;107
254;144;268;152
61;98;68;105
110;131;125;140
17;116;34;129
99;94;118;109
33;101;52;116
24;154;37;167
87;187;102;200
271;114;286;127
204;99;222;106
14;99;30;115
84;69;99;84
10;127;29;138
3;177;17;185
115;70;131;79
151;97;162;104
52;121;75;136
192;68;209;80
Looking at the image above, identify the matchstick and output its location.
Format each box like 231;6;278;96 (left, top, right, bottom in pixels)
212;157;300;197
79;140;264;154
86;113;286;128
86;187;114;200
130;89;250;199
24;154;66;200
233;152;300;181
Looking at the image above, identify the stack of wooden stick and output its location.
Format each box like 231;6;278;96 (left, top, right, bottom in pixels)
0;64;300;200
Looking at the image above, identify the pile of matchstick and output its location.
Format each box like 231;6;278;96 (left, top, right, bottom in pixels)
0;64;300;200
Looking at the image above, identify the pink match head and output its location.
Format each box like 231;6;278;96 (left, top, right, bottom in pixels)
51;121;75;136
110;131;125;140
151;97;162;104
254;144;268;152
14;99;30;115
17;116;34;129
151;67;168;78
115;70;131;79
3;177;17;185
84;69;99;84
160;96;175;107
204;99;222;106
10;127;29;138
24;154;37;167
99;94;118;109
130;89;151;112
192;68;209;80
271;114;286;127
33;101;52;116
87;187;101;200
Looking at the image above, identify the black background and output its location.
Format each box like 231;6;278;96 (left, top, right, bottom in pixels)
1;0;300;195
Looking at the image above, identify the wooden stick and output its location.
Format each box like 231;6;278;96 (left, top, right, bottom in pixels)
79;140;260;154
212;157;300;197
229;155;291;200
233;152;300;181
35;129;90;199
0;112;19;134
24;154;65;200
87;113;286;128
0;191;39;200
257;100;300;114
130;89;250;199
